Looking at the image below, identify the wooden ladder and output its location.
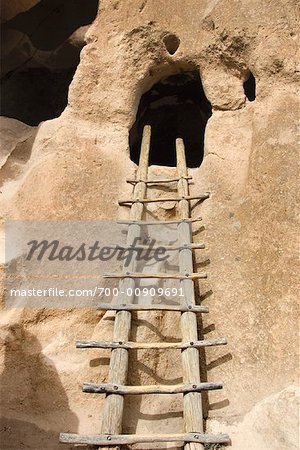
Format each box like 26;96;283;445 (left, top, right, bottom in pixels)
60;126;230;449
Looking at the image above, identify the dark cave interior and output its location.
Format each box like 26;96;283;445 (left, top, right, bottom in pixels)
129;71;212;168
1;0;99;126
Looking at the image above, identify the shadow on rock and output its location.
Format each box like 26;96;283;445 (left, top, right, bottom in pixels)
0;323;78;449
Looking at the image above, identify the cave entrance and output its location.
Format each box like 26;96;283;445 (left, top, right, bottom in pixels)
129;71;212;168
0;0;99;126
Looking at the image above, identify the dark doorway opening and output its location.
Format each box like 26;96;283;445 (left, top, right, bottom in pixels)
243;72;256;102
129;71;212;168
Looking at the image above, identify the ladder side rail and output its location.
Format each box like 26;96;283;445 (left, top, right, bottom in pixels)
176;138;204;450
100;125;151;450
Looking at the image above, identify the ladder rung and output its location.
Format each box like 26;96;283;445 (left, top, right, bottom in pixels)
97;303;209;313
104;272;207;279
117;217;202;225
143;243;205;250
119;193;210;205
60;431;231;446
82;382;223;395
76;337;227;349
126;176;193;184
102;243;205;251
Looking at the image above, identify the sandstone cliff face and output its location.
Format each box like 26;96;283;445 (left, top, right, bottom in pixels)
0;1;299;449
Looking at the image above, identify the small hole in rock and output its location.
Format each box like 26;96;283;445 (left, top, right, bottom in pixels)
163;34;180;55
243;72;256;101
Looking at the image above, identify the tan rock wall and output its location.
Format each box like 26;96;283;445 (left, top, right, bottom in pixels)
0;0;299;449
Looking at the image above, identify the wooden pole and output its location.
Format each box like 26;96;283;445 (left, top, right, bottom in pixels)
99;125;151;450
176;138;205;450
103;272;207;280
117;217;202;225
100;243;205;250
60;432;231;446
96;304;209;313
118;193;209;205
83;382;223;395
76;337;227;350
126;176;192;184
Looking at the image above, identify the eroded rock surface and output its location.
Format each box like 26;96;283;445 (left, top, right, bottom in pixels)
0;0;299;449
